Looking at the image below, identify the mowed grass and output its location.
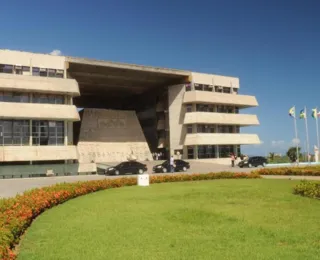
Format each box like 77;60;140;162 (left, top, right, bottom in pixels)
18;179;320;260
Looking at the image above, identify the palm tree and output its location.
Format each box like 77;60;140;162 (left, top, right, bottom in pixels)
269;152;275;160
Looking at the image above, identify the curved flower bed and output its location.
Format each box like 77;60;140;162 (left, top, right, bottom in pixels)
254;166;320;176
293;180;320;199
0;172;260;259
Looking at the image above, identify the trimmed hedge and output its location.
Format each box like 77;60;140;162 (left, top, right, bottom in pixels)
254;166;320;176
293;180;320;199
0;172;260;260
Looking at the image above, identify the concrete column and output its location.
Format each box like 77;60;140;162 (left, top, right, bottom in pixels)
192;103;196;112
29;93;33;146
213;105;217;112
194;145;198;159
216;145;219;158
67;96;73;145
182;146;188;160
64;120;68;146
64;96;68;146
29;120;32;145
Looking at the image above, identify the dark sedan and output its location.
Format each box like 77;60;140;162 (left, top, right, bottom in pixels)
105;161;148;175
238;156;267;168
153;159;190;173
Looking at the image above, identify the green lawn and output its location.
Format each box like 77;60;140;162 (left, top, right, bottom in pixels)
18;180;320;260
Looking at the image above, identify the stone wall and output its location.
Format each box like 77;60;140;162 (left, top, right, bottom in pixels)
77;109;153;163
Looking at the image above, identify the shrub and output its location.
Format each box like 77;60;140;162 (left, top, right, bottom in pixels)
0;172;260;259
293;180;320;199
254;166;320;176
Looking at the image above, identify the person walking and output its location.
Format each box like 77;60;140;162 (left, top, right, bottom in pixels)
170;155;175;173
231;153;236;167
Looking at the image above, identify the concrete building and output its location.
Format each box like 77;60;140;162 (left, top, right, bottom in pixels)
0;49;260;177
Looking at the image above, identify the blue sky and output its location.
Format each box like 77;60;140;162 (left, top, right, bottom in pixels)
1;0;320;156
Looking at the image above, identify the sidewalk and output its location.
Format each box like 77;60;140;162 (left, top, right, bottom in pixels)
262;175;320;180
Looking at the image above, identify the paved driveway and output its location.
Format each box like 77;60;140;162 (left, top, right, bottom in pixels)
0;161;319;199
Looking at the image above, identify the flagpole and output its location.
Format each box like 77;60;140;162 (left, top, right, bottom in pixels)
316;107;320;151
293;106;299;163
304;106;310;162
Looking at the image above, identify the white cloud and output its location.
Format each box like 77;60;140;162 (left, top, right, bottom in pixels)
291;138;300;145
271;140;285;147
49;49;62;56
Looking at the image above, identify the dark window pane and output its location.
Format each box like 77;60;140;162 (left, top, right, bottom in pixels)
219;145;234;158
203;85;211;91
187;146;194;159
39;95;49;103
32;67;40;76
20;94;29;103
3;65;13;74
39;69;47;77
32;138;39;145
223;87;231;94
15;66;23;75
32;120;64;146
12;93;21;102
48;69;56;77
48;96;56;104
194;84;202;91
13;137;21;145
3;137;12;145
215;86;223;92
3;92;13;102
3;121;12;132
186;104;192;113
55;73;64;78
55;96;64;104
22;137;29;145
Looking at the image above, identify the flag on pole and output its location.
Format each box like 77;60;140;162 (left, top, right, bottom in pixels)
289;107;295;118
299;109;306;119
311;108;319;119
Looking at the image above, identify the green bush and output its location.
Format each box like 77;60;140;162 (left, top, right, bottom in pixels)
293;181;320;199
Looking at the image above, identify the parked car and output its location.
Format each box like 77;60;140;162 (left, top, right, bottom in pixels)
105;161;147;175
153;159;190;173
238;156;267;168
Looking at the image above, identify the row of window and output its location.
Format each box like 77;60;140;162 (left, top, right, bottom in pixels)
186;104;239;113
186;124;240;134
187;145;240;159
0;91;65;104
0;120;64;146
0;64;64;78
185;84;238;94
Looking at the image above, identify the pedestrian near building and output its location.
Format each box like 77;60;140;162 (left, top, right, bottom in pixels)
231;153;236;167
170;155;175;173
